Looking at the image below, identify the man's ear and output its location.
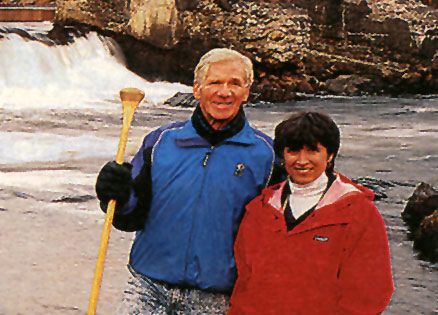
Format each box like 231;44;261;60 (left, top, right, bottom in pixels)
242;87;250;102
193;82;201;100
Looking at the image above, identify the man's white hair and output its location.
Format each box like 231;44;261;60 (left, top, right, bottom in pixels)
194;48;254;87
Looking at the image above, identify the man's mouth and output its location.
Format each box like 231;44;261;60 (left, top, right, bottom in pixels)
212;101;232;106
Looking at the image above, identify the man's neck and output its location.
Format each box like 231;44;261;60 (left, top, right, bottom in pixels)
207;118;230;130
191;105;246;145
201;110;231;130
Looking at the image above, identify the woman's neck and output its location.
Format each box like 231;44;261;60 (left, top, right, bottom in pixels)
288;172;328;196
287;172;329;219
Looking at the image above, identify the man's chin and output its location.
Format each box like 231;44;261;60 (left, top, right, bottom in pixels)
210;110;235;121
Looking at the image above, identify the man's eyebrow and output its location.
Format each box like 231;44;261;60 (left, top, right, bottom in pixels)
231;77;245;82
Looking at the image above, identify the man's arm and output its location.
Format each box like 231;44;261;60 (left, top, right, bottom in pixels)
111;145;153;231
95;122;173;231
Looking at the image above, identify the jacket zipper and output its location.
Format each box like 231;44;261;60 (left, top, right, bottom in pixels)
202;146;214;167
185;145;215;279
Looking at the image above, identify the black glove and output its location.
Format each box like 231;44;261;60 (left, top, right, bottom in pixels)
95;161;133;208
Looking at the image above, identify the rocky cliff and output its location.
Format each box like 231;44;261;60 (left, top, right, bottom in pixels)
0;0;54;5
52;0;437;101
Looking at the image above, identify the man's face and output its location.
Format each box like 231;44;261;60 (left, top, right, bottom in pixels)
193;59;250;129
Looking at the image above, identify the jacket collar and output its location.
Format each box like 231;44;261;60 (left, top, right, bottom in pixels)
175;120;259;148
264;174;375;234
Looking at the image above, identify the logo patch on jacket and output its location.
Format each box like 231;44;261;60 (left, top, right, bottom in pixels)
313;235;329;242
234;163;245;176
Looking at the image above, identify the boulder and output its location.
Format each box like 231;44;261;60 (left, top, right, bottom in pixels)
402;182;438;228
402;182;438;262
414;211;438;262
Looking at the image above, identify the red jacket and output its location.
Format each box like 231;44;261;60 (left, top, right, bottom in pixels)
229;174;394;315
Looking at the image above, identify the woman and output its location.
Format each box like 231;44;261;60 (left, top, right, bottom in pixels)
229;111;394;314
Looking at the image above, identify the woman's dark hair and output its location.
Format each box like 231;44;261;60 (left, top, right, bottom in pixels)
273;111;340;174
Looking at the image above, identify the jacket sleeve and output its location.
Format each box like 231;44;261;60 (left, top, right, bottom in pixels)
229;201;260;313
111;124;167;231
337;199;394;314
111;144;153;232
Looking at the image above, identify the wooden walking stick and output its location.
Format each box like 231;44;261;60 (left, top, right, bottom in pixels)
87;88;145;315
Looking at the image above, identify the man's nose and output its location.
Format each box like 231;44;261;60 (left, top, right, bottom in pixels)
216;84;232;97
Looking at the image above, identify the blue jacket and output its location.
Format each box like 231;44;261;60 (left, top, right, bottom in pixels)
119;119;275;292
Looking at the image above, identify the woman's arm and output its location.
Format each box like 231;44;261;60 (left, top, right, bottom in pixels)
337;199;394;314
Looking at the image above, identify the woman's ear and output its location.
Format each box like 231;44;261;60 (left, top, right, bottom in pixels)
327;154;334;163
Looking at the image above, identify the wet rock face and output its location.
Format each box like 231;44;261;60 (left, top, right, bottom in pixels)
402;182;438;262
0;0;54;5
54;0;437;101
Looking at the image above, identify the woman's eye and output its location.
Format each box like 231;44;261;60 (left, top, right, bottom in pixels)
286;148;299;153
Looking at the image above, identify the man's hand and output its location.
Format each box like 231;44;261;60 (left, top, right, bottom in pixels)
95;161;133;208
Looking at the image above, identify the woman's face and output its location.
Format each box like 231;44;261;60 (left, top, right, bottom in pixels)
283;143;333;185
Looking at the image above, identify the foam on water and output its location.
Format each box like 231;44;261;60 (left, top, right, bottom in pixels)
0;131;118;164
0;30;191;110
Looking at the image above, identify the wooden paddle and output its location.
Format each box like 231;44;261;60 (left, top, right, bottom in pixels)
87;87;145;315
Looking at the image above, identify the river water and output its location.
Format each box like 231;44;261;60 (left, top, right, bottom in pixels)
0;22;437;314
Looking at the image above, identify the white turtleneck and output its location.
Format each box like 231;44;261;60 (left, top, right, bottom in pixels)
288;172;328;219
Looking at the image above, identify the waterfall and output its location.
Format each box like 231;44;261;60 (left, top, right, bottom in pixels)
0;25;191;110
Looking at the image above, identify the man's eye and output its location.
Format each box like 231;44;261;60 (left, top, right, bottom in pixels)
230;80;244;87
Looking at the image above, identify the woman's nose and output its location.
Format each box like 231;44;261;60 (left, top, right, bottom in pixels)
295;151;309;164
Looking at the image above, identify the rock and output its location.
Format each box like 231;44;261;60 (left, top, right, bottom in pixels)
421;0;438;9
127;0;183;48
175;0;200;11
53;0;438;101
0;0;54;5
163;92;198;107
402;182;438;262
414;211;438;262
326;74;370;95
298;80;315;94
14;191;31;199
419;27;438;60
52;195;95;203
402;182;438;228
214;0;232;11
353;176;397;200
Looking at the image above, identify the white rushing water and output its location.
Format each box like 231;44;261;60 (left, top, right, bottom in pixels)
0;24;191;110
0;131;118;164
0;22;192;163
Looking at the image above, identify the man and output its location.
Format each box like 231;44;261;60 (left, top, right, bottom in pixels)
95;48;276;314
